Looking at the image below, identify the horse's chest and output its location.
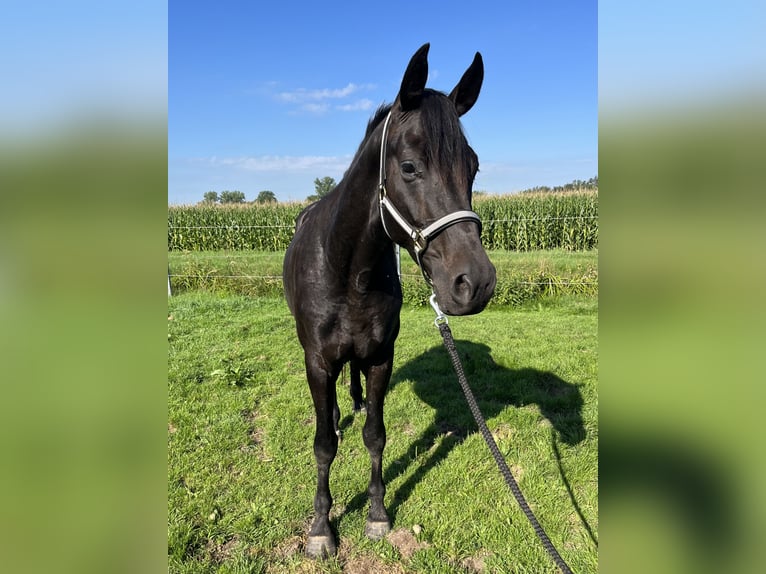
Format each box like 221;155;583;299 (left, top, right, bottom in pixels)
341;304;399;359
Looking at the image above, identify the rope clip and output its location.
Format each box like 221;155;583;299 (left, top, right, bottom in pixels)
429;293;448;326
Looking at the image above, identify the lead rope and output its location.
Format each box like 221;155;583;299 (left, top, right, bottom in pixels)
429;295;575;574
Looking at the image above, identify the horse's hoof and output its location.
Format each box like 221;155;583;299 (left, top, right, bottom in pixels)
306;535;337;559
364;519;391;541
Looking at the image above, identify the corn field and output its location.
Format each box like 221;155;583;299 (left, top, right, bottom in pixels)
474;191;597;251
167;202;304;251
167;191;597;252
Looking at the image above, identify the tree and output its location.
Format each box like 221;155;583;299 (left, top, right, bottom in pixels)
202;191;219;204
307;176;336;201
256;190;277;204
219;190;246;204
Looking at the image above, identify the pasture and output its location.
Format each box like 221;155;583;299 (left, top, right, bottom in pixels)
168;249;598;307
168;252;598;573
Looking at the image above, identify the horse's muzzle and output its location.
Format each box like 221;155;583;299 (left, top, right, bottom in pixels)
438;261;496;316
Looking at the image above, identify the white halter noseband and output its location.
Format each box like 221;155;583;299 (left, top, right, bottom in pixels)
377;111;482;284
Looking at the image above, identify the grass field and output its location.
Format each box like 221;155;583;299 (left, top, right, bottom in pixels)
168;249;598;307
168;250;597;281
168;278;598;572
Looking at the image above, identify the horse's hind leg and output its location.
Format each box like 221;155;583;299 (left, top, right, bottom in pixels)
350;360;366;414
361;356;393;540
305;355;341;558
333;398;341;440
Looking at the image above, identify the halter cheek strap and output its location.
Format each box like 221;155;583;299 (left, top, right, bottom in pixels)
377;111;482;284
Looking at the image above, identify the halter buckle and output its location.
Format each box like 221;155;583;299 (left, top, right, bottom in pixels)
412;231;428;254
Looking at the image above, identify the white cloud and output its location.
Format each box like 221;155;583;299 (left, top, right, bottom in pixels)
273;82;377;114
277;82;374;103
297;102;330;115
204;154;353;173
336;98;374;112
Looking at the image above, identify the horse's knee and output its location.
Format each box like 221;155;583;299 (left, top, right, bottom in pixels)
313;432;338;465
363;422;386;454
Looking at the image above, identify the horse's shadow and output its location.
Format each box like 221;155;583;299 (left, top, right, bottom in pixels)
340;339;587;529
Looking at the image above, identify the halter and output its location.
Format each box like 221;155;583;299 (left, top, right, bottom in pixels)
377;111;482;285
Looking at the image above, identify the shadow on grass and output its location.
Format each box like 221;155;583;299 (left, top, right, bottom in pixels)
339;339;589;534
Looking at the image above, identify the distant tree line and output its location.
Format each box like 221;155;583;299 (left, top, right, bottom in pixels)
201;190;276;205
518;176;598;194
200;175;597;205
200;177;336;205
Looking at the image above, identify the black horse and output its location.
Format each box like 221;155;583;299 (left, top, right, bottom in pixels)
283;43;496;558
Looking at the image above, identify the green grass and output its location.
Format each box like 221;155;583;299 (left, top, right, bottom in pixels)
168;249;598;307
167;249;599;277
168;291;598;573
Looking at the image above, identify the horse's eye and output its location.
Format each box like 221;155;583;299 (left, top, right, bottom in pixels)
401;161;417;175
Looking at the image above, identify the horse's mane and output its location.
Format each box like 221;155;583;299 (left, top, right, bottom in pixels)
365;103;393;139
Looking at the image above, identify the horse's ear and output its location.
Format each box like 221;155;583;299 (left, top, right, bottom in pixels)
449;52;483;116
398;43;430;111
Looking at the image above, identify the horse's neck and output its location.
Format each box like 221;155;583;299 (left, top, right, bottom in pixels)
318;124;397;288
327;180;382;254
321;170;395;286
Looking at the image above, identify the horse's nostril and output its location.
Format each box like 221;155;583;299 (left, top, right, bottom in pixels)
452;273;474;303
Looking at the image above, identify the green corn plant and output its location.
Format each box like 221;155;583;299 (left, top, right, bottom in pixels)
169;192;597;252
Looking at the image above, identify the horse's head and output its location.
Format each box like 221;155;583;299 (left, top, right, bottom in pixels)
378;43;496;315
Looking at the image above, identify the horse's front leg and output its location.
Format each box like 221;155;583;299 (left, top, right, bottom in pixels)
305;355;341;558
361;356;393;540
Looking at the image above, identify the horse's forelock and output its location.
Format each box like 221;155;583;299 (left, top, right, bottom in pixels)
360;93;475;189
417;90;475;187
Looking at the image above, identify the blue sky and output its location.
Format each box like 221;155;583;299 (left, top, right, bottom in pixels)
169;1;597;204
599;1;766;114
2;1;763;205
0;1;166;135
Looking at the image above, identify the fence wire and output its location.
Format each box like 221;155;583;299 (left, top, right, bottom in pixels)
167;215;598;231
167;272;597;287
